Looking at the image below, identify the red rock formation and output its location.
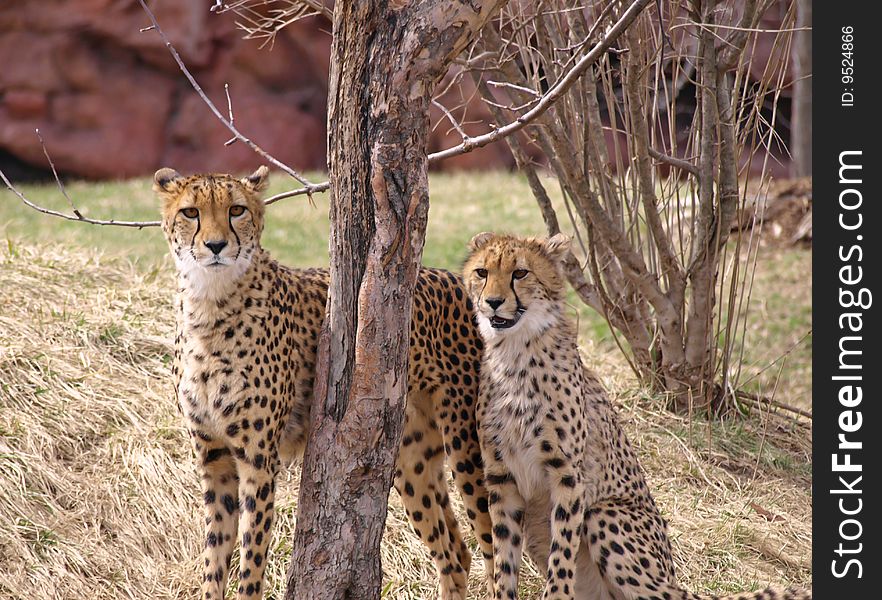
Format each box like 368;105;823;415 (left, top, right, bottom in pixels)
0;0;331;179
0;0;516;179
0;0;793;180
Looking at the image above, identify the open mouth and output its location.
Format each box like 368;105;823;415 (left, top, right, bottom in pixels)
489;308;525;329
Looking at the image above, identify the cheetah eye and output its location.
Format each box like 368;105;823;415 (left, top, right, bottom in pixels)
230;205;247;217
475;268;488;279
512;269;529;280
181;207;199;219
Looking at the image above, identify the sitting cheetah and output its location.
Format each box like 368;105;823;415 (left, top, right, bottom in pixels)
463;232;811;600
153;166;494;600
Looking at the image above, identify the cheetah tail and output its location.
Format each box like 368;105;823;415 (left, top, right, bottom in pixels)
693;586;812;600
645;583;812;600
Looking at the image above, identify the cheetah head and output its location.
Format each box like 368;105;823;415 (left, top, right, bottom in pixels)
154;166;269;300
463;232;571;340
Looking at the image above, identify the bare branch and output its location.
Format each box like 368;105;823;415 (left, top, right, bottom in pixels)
2;164;327;227
480;95;541;113
223;83;238;146
702;22;810;34
735;390;812;420
648;146;699;176
431;99;470;141
552;0;619;58
428;0;655;162
2;126;329;228
35;129;80;218
213;1;333;28
136;0;319;188
211;1;331;50
1;168;161;228
453;49;502;69
486;80;541;98
264;181;329;205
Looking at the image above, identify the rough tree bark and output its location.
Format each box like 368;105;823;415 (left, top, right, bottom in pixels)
284;2;505;599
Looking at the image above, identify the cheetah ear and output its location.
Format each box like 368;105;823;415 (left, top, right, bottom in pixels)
242;166;270;194
153;168;182;194
468;231;495;252
543;233;571;262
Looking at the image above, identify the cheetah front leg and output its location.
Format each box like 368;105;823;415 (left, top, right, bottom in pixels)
395;400;470;600
433;385;495;597
233;458;278;599
542;465;585;600
195;440;239;600
484;464;526;600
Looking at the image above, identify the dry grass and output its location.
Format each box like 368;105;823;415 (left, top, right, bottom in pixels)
0;242;811;599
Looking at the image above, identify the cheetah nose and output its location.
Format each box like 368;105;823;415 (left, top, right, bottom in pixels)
486;297;505;310
204;240;228;255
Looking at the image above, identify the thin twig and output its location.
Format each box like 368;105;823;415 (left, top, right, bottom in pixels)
553;0;619;54
431;99;470;141
736;390;812;420
264;181;330;205
0;168;161;229
747;358;779;483
223;83;237;146
648;146;700;176
2;126;330;227
739;329;812;389
654;0;674;53
2;164;327;227
35;129;80;218
671;22;811;35
486;80;542;97
210;1;331;50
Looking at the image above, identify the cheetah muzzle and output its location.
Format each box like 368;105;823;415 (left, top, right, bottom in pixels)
489;307;524;329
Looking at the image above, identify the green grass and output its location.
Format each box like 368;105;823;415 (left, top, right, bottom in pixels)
732;246;812;410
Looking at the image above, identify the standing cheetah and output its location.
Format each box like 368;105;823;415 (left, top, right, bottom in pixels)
463;232;811;600
154;166;494;600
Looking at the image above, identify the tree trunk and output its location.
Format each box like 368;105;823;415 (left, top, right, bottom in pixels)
284;2;505;599
679;1;720;413
791;0;812;177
